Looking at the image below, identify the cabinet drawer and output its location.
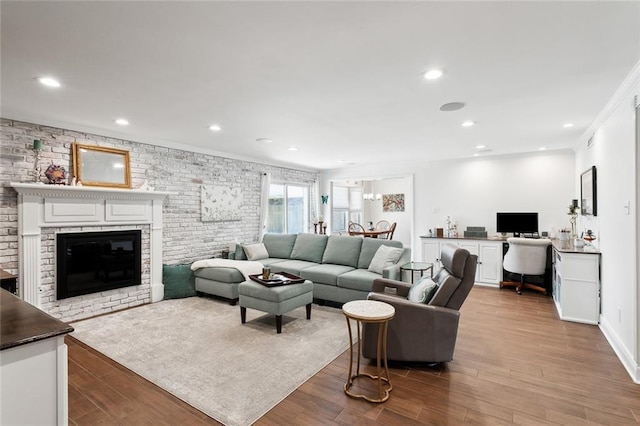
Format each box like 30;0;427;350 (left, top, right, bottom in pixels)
559;254;598;282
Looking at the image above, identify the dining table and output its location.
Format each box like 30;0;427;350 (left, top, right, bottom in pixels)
349;229;391;238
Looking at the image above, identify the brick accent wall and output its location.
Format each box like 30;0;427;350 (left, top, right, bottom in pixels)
0;118;318;320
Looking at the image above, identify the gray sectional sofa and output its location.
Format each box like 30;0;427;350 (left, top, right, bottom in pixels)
193;233;411;305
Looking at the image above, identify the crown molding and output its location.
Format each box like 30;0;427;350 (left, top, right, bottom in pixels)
579;60;640;147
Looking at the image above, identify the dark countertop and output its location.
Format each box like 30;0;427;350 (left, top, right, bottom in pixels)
552;239;601;254
419;235;601;255
419;235;507;241
1;289;74;350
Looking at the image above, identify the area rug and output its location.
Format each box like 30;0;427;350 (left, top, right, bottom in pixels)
70;297;349;426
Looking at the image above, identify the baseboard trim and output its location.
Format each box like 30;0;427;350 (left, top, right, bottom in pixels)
599;315;640;384
473;282;499;288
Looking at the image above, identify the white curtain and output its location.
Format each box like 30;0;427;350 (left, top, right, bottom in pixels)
313;179;320;229
259;172;271;239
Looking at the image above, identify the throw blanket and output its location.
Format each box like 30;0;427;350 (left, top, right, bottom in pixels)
190;258;263;280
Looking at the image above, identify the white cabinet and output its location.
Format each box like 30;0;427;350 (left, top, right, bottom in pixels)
552;246;600;324
421;239;444;269
420;237;503;285
478;242;502;284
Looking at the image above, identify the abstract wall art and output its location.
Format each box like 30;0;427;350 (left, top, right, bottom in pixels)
201;184;243;221
382;193;405;212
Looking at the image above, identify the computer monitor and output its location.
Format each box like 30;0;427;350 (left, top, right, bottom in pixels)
496;212;538;236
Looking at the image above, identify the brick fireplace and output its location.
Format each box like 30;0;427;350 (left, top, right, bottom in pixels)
10;183;172;322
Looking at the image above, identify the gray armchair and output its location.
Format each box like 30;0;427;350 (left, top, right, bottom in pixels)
362;244;478;363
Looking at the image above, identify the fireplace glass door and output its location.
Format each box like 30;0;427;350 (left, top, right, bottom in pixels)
56;230;142;299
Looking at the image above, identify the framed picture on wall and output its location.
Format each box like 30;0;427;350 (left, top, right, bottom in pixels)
580;166;597;216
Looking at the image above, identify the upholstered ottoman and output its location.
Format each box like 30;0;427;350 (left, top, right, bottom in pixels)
238;279;313;333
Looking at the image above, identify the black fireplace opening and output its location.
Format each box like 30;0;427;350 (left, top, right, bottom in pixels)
56;230;142;300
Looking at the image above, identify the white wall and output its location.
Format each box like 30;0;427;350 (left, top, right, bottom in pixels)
578;62;639;381
321;150;575;261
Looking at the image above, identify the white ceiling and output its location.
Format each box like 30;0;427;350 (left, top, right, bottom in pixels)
2;1;639;171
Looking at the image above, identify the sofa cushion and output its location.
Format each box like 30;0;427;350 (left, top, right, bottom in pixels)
337;268;383;292
262;233;297;259
368;245;404;274
243;243;269;261
269;259;319;275
408;277;439;303
300;264;355;286
163;264;197;299
357;238;404;269
321;235;362;267
290;233;328;263
193;266;244;283
259;258;287;267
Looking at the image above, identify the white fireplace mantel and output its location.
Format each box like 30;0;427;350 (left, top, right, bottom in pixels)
9;182;174;308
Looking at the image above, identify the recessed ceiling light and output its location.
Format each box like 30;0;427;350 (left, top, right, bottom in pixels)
209;124;222;132
37;77;61;88
336;160;345;163
423;69;443;80
256;138;272;144
473;153;480;157
462;121;476;127
288;146;298;151
475;145;486;149
439;102;466;112
539;147;547;151
114;118;129;126
562;123;574;128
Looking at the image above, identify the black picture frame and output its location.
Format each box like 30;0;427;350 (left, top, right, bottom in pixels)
580;166;597;216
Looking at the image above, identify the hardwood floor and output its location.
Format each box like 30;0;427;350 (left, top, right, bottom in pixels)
67;286;640;425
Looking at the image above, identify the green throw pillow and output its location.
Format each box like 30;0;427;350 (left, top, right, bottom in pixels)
163;263;197;299
407;277;439;304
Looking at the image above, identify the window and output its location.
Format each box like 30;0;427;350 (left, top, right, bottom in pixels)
331;185;363;233
267;183;309;234
332;186;349;233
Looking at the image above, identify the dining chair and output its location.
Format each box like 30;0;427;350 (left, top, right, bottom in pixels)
348;221;365;236
386;222;397;240
374;220;391;231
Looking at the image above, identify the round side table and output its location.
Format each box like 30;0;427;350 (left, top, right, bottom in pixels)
342;300;395;403
400;261;434;283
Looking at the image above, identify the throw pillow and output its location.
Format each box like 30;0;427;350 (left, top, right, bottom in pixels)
243;243;269;261
163;263;197;299
407;277;438;303
367;245;404;274
234;244;247;260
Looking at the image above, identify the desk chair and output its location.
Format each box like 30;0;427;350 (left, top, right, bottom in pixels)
500;237;551;295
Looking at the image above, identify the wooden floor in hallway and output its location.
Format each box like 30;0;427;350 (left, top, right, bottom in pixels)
67;286;640;425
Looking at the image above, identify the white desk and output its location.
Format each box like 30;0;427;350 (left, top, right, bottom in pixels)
552;240;601;324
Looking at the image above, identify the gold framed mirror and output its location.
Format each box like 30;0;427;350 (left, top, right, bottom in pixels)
72;143;131;188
